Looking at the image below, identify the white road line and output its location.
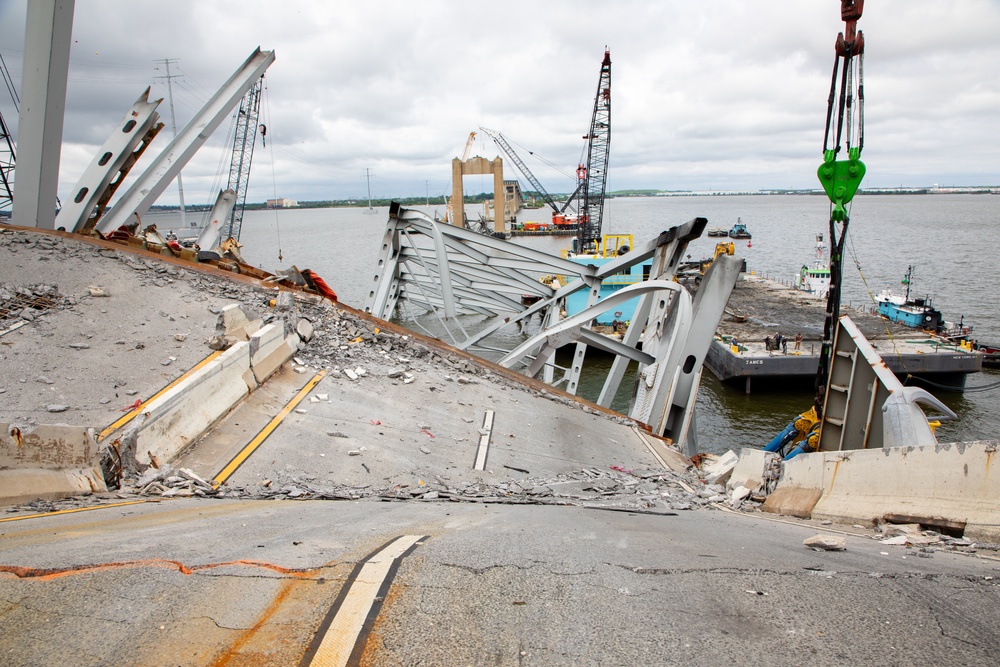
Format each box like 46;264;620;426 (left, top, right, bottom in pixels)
307;534;425;667
474;409;495;471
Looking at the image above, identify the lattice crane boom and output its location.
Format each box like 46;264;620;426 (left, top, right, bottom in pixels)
480;126;561;215
224;75;264;241
577;49;612;254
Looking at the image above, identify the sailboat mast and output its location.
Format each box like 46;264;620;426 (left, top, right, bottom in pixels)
366;168;373;209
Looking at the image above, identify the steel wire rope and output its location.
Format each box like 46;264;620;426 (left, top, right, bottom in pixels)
842;202;909;372
507;135;578;186
842;205;985;393
261;78;283;262
203;111;239;210
1;53;21;110
903;373;1000;393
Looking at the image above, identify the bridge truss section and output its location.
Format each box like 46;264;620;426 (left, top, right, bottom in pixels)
366;204;742;453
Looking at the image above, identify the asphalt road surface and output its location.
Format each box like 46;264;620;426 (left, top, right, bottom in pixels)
2;498;998;666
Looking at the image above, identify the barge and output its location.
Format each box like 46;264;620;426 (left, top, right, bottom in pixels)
708;274;983;392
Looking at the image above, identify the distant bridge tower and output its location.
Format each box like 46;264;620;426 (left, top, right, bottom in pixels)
450;155;505;234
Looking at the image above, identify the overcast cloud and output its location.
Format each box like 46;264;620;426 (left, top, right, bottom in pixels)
1;0;998;206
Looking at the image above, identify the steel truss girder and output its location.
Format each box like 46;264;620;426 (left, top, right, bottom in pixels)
818;315;956;452
57;88;162;233
0;108;14;211
95;48;275;235
367;204;735;454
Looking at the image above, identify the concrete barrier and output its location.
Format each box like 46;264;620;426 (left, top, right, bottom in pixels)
134;342;251;466
1;423;98;470
248;323;296;384
0;467;106;506
765;441;1000;542
0;423;108;506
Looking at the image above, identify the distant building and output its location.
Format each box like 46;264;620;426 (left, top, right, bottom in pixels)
266;198;298;209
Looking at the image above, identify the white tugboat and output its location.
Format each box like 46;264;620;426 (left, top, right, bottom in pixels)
794;233;831;298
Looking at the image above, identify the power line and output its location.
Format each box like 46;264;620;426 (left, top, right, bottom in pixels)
154;58;189;228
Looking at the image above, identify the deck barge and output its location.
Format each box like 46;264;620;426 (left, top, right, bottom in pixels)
708;275;983;392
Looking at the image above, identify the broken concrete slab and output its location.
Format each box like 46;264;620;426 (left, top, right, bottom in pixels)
217;303;263;341
295;318;315;343
728;447;780;493
804;534;846;551
701;449;739;486
248;322;285;365
250;338;297;385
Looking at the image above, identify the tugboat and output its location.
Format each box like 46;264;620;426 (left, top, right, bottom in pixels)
728;218;751;239
794;233;830;298
874;266;972;340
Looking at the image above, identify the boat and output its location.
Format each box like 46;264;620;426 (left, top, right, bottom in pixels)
794;233;830;298
707;227;729;237
728;218;751;239
562;233;652;326
973;341;1000;368
874;266;972;339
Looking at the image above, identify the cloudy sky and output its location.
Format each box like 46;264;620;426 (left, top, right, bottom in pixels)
1;0;998;207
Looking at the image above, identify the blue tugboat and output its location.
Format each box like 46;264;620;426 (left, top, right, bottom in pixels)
728;218;751;239
874;266;972;339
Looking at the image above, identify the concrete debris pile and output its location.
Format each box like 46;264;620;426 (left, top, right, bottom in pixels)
150;464;713;512
871;522;999;556
692;448;781;511
129;464;217;497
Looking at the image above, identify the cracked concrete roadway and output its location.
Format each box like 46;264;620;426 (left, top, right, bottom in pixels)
1;498;998;666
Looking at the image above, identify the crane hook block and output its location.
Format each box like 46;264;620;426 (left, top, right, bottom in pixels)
817;147;865;221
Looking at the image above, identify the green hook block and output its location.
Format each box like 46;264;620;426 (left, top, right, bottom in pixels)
817;149;866;221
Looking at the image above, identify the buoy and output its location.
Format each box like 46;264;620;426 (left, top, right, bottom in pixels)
747;240;753;248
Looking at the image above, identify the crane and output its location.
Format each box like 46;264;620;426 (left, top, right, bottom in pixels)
576;49;612;254
222;75;264;241
479;126;579;222
764;0;867;459
461;131;476;161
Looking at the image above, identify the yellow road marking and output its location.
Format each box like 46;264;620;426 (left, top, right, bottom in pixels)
211;371;326;488
0;499;155;524
98;350;224;441
307;535;425;667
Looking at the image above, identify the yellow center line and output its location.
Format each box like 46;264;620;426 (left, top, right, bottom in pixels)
212;371;326;489
98;350;224;441
0;499;157;524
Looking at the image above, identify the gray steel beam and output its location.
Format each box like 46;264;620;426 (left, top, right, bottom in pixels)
57;89;162;232
11;0;75;230
194;189;236;252
96;48;275;234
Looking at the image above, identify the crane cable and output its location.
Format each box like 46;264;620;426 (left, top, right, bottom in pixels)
261;78;283;262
